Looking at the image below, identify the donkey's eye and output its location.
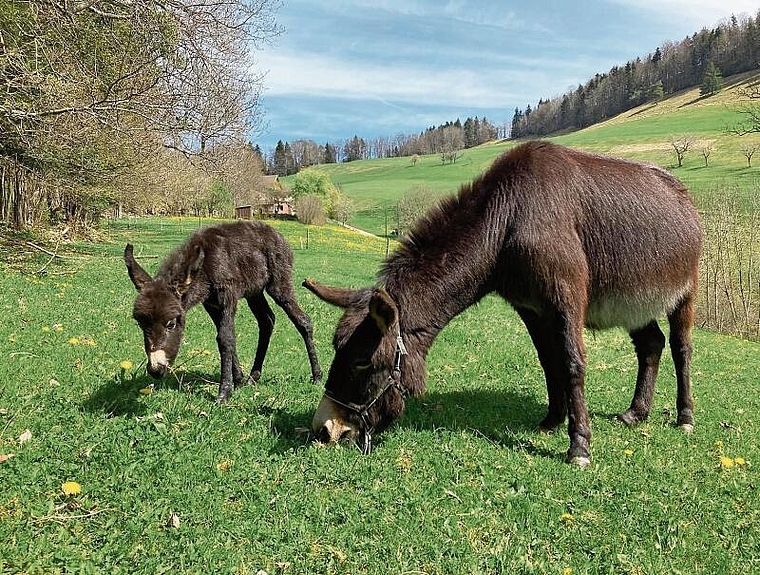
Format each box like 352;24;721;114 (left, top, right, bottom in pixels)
166;319;178;331
352;361;372;374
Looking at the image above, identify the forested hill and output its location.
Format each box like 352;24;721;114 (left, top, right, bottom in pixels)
511;11;760;138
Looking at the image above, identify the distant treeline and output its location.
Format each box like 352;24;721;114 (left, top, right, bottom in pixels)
267;116;504;176
512;11;760;138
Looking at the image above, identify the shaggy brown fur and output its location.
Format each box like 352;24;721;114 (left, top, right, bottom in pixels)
125;220;321;403
305;141;702;465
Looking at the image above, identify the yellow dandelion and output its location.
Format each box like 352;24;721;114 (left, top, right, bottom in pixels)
120;360;134;370
202;349;211;356
623;449;634;457
139;386;154;395
61;481;82;496
720;456;735;469
563;568;573;575
734;457;746;466
68;337;80;345
561;512;574;523
41;326;51;333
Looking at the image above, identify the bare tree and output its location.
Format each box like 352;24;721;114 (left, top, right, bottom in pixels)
742;144;758;167
732;84;760;135
670;135;695;167
396;185;440;234
1;0;281;228
701;144;713;167
295;196;326;226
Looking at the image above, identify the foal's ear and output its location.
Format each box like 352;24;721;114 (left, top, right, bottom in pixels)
369;289;398;334
124;244;152;291
302;278;364;308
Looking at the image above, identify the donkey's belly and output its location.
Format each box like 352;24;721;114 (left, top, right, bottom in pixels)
586;284;690;331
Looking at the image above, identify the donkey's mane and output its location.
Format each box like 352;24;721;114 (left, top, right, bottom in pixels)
378;143;535;287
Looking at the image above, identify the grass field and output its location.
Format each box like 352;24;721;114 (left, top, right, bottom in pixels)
1;217;759;574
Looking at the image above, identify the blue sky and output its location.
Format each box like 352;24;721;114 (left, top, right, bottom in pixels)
252;0;758;152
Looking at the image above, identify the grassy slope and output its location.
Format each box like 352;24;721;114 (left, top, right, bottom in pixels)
289;71;760;234
1;218;759;574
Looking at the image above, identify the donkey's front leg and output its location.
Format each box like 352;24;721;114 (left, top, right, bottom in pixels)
555;312;591;467
204;299;242;403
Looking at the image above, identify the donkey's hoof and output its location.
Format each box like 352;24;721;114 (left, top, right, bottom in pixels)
679;423;695;434
616;410;645;427
250;370;262;383
567;455;591;468
538;414;565;433
311;372;323;385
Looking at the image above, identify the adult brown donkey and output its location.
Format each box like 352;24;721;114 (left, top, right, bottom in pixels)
125;220;322;403
304;141;702;466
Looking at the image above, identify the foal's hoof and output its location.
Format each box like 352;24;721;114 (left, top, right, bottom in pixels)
679;423;695;434
567;455;591;468
311;372;323;385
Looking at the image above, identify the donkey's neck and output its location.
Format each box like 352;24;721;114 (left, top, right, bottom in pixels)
380;191;508;395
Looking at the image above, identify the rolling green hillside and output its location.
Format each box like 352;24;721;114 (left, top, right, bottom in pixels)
285;70;760;235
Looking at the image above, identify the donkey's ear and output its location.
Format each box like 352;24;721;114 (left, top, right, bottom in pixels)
369;289;398;333
124;244;152;291
302;278;365;308
177;245;204;295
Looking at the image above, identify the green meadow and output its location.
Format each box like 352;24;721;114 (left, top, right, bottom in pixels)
1;218;759;574
290;71;760;235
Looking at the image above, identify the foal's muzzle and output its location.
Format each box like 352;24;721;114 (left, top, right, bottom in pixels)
147;350;170;378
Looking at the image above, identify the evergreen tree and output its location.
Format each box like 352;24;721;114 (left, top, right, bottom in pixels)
273;140;287;176
700;62;723;97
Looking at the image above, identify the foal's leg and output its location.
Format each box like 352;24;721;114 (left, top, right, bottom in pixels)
668;294;696;432
266;281;322;383
617;320;665;426
203;297;243;403
515;307;567;432
246;292;276;383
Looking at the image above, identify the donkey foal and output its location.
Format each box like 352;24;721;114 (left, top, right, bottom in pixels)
125;220;321;403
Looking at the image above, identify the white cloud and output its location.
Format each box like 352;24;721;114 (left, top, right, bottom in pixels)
255;49;580;109
608;0;757;27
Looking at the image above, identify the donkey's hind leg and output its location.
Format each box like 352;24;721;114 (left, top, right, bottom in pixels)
267;282;322;384
618;320;665;426
668;294;696;432
246;292;276;383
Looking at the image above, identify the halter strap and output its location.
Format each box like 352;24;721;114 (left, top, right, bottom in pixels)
323;330;408;454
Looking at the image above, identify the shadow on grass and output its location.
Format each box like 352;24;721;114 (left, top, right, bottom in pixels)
267;387;558;460
82;369;219;417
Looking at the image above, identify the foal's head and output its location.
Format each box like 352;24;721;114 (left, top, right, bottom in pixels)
124;244;203;379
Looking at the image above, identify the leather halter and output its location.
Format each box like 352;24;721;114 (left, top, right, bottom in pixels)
323;333;408;454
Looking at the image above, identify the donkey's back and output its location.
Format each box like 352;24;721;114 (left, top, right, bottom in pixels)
492;142;702;332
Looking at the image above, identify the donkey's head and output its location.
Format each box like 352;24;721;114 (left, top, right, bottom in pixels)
124;243;203;379
303;278;408;450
